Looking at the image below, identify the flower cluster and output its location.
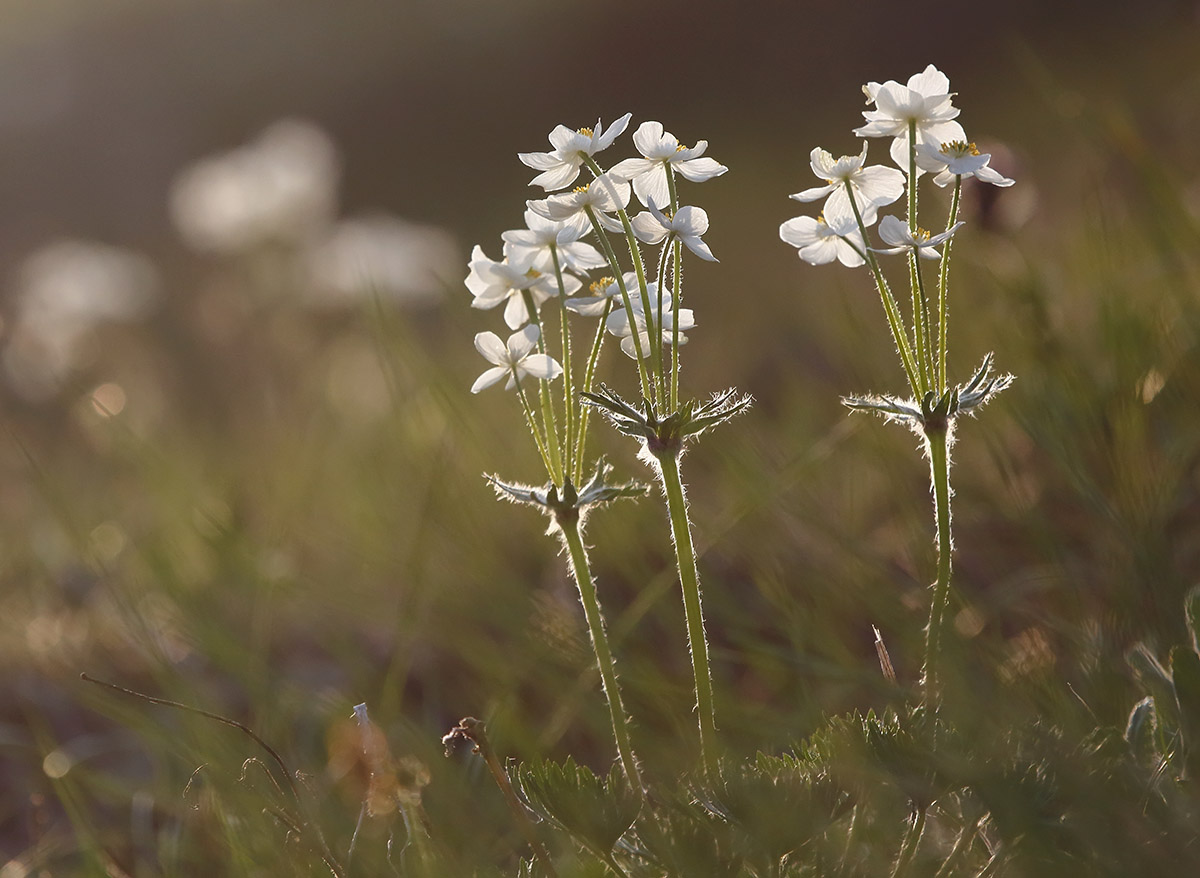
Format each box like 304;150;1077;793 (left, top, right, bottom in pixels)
780;64;1014;410
465;114;728;490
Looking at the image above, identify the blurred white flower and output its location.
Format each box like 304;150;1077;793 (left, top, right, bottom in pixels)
916;138;1015;188
630;205;717;261
303;214;459;307
3;240;159;399
871;215;964;259
605;284;695;359
169;119;339;253
518;114;632;191
790;143;904;226
471;325;563;393
609;120;728;209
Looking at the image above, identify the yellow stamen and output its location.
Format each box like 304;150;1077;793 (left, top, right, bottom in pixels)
940;140;980;157
590;277;615;294
573;185;589;194
578;127;594;137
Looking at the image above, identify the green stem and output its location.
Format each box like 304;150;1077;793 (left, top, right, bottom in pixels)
912;253;934;388
845;181;922;397
574;299;613;484
522;289;564;485
890;807;928;878
550;247;575;481
655;451;718;777
515;378;555;480
556;513;644;795
937;177;963;395
922;424;954;706
585;206;652;397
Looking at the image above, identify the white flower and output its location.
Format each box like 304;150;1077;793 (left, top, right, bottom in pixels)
779;199;866;268
564;272;637;317
605;284;695;359
854;65;966;172
465;245;574;329
4;240;160;400
518;114;632;191
527;173;631;232
916;139;1015;188
790;143;904;226
609;121;728;209
630;205;717;262
169;119;339;252
500;209;607;274
871;215;964;260
303;214;459;307
471;325;563;393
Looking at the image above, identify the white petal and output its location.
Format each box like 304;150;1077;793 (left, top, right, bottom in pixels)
589;173;631;211
780;216;819;248
632;120;665;157
673;205;709;236
471;366;509;393
791;183;836;202
682;235;717;262
529;163;581;191
630;211;667;245
595;113;632;151
519;353;563;382
474;330;508;365
508;324;541;359
503;294;529;329
633;165;671;210
675;157;727;182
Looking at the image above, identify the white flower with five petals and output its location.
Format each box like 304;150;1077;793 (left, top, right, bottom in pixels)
527;172;630;233
471;325;563;393
779;198;866;268
871;215;964;260
790;143;905;227
518;114;632;191
915;139;1015;188
609;121;728;209
854;65;966;172
465;245;577;329
501;209;607;274
630;205;717;262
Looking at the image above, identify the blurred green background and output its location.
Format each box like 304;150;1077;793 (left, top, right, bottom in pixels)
3;0;1200;873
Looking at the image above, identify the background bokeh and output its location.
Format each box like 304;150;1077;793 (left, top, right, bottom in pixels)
3;0;1200;873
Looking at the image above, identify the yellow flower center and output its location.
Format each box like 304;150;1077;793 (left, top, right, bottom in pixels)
914;227;932;242
572;185;589;194
590;277;615;294
578;127;594;137
940;140;980;158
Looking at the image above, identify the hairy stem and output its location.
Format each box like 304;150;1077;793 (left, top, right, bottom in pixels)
655;451;718;777
922;424;954;706
556;513;644;794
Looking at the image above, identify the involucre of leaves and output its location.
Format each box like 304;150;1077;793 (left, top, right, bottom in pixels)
695;753;852;869
515;757;640;862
